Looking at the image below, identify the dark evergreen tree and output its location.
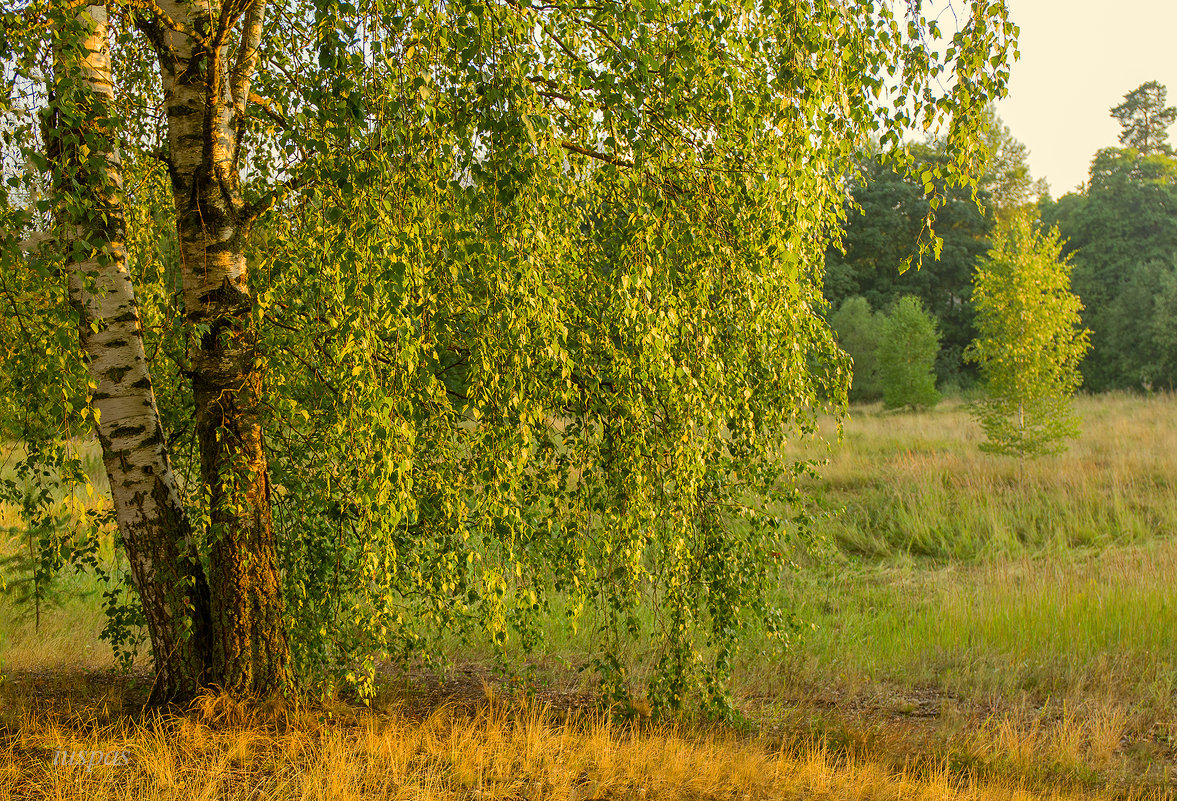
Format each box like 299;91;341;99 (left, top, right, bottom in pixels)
1043;146;1177;391
825;146;993;388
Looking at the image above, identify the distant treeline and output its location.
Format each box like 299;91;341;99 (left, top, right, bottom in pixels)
826;83;1177;397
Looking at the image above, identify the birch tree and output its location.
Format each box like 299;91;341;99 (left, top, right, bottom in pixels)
145;0;293;697
2;0;1017;707
35;4;213;701
967;210;1091;456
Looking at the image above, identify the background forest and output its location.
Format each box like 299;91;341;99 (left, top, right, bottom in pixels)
827;82;1177;402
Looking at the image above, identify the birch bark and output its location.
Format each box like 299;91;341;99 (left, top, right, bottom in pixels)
48;3;212;703
148;0;292;695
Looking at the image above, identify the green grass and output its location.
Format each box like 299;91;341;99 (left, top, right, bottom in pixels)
805;393;1177;560
1;440;123;674
773;541;1177;708
737;393;1177;791
0;576;114;673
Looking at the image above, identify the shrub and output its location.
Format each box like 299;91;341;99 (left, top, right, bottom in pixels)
831;296;886;403
878;296;942;409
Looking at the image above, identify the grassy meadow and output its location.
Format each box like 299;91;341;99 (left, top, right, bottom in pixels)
2;392;1175;798
757;393;1177;794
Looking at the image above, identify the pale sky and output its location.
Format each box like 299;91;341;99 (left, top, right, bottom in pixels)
994;1;1177;197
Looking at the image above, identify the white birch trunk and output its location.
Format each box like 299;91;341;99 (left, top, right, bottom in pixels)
50;3;211;702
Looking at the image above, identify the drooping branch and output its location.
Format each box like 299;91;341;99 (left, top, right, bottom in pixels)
0;240;41;344
230;0;267;152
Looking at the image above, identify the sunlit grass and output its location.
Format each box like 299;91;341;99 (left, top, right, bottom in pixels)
806;392;1177;559
0;591;114;673
0;688;1145;800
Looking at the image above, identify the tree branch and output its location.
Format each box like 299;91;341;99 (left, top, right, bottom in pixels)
560;141;634;169
246;92;288;129
242;172;310;226
230;0;267;131
115;0;205;48
211;0;254;49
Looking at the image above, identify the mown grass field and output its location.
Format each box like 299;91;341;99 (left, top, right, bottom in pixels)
2;393;1175;799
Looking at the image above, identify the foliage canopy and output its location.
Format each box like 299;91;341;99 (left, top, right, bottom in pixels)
1044;111;1177;393
824;110;1041;390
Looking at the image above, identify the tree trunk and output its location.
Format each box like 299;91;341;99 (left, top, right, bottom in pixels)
47;4;212;704
151;0;292;696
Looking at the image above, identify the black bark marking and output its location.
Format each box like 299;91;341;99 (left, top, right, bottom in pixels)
107;365;132;384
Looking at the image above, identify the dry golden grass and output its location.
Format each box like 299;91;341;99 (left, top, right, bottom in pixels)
0;686;1158;801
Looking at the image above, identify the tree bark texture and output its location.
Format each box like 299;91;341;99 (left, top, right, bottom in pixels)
150;0;292;696
48;4;212;703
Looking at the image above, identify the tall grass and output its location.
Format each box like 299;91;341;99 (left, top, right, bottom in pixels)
774;539;1177;708
807;393;1177;560
0;688;1146;801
